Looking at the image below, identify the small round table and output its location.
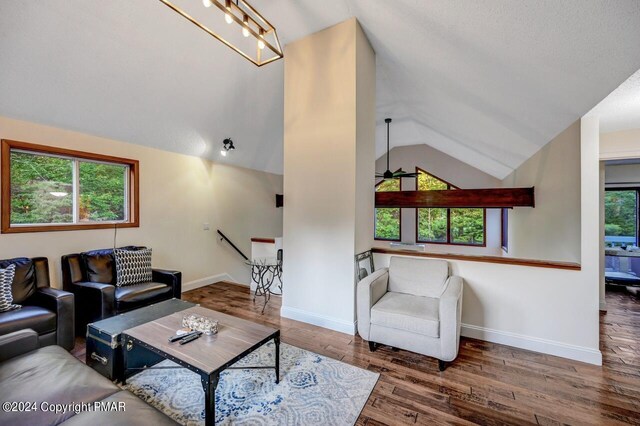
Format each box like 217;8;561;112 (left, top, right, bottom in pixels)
246;257;282;314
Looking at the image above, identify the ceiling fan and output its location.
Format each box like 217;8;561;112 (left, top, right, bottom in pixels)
376;118;418;180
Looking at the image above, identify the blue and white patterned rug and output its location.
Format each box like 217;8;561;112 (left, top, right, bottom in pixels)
122;341;378;425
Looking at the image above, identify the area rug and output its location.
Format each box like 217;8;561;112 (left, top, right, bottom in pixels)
122;341;378;425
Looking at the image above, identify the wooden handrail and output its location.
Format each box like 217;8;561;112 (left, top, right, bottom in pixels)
217;230;249;261
371;247;581;271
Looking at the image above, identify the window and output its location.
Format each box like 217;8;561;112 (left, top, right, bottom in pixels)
605;188;638;247
501;208;508;252
1;140;139;233
415;168;485;246
374;178;401;241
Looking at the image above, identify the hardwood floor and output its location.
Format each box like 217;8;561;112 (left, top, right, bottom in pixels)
72;282;640;425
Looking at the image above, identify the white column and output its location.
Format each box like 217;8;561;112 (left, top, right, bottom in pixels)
281;18;375;334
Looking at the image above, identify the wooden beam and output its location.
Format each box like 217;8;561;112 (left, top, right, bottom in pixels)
375;187;535;209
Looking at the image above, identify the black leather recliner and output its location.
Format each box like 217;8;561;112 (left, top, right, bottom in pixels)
61;246;182;336
0;257;75;350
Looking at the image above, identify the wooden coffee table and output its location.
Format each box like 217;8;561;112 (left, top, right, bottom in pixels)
122;306;280;426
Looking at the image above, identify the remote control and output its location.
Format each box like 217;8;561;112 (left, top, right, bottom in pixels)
168;330;199;343
179;333;202;345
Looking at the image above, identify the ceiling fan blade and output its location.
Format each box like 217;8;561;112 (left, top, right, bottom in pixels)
392;172;419;178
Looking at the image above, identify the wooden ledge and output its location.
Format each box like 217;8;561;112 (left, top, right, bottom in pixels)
251;237;276;244
371;248;581;271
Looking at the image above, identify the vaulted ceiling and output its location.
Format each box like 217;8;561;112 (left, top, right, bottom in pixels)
1;1;639;178
588;68;640;134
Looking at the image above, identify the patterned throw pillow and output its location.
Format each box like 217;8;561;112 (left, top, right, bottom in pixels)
114;248;153;287
0;264;21;312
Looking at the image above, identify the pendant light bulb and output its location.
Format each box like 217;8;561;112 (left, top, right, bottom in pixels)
242;15;250;37
225;13;233;24
203;0;212;7
220;150;227;157
258;29;265;49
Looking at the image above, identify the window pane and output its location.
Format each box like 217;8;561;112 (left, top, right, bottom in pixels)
605;190;637;247
375;208;400;240
417;208;447;242
10;151;73;224
451;208;484;245
375;178;400;240
501;208;508;251
377;179;400;192
79;161;127;222
417;171;448;191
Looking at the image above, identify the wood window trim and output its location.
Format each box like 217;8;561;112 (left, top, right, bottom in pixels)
374;175;402;242
1;139;140;233
414;167;487;247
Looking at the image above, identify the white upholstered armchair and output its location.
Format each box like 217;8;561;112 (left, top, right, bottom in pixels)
356;256;463;371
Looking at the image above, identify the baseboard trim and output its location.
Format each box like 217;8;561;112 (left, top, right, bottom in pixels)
599;300;606;311
280;306;355;335
182;273;245;292
461;323;602;365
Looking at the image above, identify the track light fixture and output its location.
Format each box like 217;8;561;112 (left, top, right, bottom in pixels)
221;138;235;156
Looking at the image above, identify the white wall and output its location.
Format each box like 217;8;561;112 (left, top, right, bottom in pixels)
369;117;602;365
355;20;376;255
0;116;283;289
600;128;640;160
373;253;600;364
501;121;582;263
373;144;502;255
282;18;375;334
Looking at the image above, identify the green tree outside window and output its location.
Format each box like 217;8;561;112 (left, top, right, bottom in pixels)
416;169;485;246
375;179;400;240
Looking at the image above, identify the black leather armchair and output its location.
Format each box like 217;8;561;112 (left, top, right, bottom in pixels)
0;257;75;351
61;246;182;336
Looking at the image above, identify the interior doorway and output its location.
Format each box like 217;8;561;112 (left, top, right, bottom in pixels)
603;159;640;288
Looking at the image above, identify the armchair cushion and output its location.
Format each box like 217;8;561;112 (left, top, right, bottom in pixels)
371;292;440;338
114;282;172;312
114;248;153;286
83;250;116;284
0;264;20;312
0;257;36;304
0;306;56;336
388;256;449;298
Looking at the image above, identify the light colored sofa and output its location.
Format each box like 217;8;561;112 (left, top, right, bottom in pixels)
356;256;463;370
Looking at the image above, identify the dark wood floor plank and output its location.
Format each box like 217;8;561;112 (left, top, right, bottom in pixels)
68;282;640;425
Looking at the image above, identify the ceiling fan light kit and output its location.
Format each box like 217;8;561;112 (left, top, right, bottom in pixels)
159;0;283;66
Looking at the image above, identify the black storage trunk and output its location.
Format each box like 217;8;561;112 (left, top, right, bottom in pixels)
86;298;196;382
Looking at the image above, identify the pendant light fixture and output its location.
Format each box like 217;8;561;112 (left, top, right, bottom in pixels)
159;0;283;67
